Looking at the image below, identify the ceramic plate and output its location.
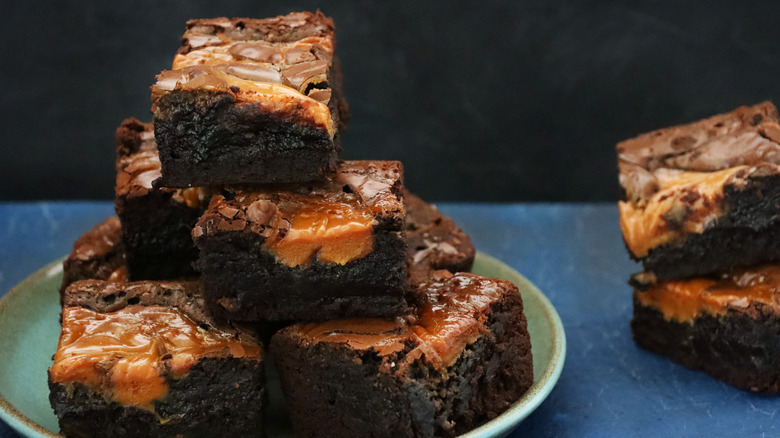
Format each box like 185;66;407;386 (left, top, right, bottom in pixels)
0;252;565;438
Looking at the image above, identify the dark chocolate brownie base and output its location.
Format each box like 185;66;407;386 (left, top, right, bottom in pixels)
116;192;201;280
60;217;125;295
271;278;532;437
114;117;207;280
632;295;780;392
197;230;407;321
637;173;780;281
153;88;343;187
49;357;264;438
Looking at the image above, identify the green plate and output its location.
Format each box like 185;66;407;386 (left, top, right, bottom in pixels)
0;252;565;438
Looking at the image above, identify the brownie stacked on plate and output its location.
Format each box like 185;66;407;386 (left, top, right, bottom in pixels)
617;101;780;392
49;11;533;438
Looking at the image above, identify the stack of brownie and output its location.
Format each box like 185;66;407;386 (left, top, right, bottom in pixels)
49;11;534;437
617;101;780;392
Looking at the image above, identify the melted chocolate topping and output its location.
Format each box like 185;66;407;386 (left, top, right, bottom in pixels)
618;102;780;203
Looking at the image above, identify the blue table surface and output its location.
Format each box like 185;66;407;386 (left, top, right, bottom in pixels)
0;201;777;438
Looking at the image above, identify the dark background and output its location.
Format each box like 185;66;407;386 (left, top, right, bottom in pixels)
2;1;779;202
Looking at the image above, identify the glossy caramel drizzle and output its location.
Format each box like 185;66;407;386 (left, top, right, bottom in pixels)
619;166;746;257
268;196;376;267
637;265;780;322
298;273;506;369
50;306;260;408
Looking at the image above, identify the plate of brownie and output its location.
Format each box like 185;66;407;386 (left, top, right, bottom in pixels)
0;10;565;437
0;250;565;438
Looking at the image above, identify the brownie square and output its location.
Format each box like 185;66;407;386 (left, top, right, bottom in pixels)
404;189;475;284
114;118;209;280
151;11;350;187
631;264;780;392
193;160;407;321
60;216;125;296
49;280;264;437
271;271;533;437
617;101;780;281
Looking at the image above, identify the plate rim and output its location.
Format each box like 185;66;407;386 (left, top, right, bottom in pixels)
0;258;62;438
0;252;566;438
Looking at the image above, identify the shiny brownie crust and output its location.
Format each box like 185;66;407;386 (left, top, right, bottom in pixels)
60;217;125;295
632;294;780;392
270;282;532;437
404;190;475;284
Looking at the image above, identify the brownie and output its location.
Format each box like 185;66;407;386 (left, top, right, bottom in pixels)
631;264;780;392
404;190;475;284
617;101;780;280
49;280;264;437
151;11;349;187
193;160;407;321
114;118;209;280
271;271;532;438
60;217;125;296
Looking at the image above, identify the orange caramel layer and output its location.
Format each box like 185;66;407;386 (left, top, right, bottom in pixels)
619;166;746;257
152;66;335;137
636;265;780;323
297;273;505;368
269;197;377;267
50;306;260;408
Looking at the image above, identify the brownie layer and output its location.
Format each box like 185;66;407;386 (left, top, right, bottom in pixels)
51;280;264;437
197;229;406;321
632;295;780;393
114;118;208;280
193;160;407;321
404;190;475;284
50;357;263;438
60;217;125;296
151;11;349;187
271;272;533;437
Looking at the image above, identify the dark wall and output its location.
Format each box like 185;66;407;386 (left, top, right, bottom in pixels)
2;1;779;202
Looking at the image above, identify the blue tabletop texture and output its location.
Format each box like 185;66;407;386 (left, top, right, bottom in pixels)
0;202;777;438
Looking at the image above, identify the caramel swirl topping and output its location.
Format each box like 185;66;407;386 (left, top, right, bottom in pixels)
297;272;511;370
51;306;260;408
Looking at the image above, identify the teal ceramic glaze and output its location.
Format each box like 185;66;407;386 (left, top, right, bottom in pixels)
0;253;565;438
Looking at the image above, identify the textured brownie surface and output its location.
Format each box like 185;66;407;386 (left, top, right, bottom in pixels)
193;160;408;321
114;118;208;280
617;102;780;280
633;297;780;393
51;280;264;437
60;217;125;296
271;272;533;438
404;190;475;284
151;11;349;187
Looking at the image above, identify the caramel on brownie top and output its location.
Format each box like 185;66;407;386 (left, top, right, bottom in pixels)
51;305;261;408
637;264;780;322
152;11;337;136
619;102;780;205
193;161;404;268
292;271;515;370
616;102;780;257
